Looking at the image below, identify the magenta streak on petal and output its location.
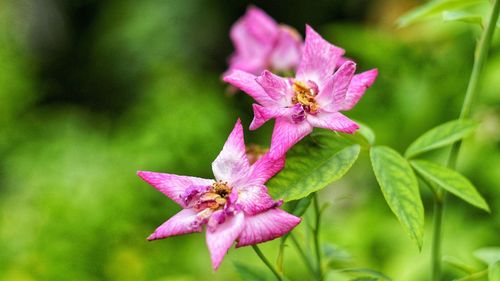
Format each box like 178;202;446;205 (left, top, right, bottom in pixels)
316;61;356;112
246;152;285;186
147;209;203;241
206;212;245;270
223;70;278;107
236;184;277;215
340;68;378;111
212;119;250;186
307;111;359;134
137;171;214;207
255;70;289;101
269;117;313;159
236;208;301;247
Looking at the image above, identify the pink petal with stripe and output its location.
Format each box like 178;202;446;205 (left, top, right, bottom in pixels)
147;209;202;240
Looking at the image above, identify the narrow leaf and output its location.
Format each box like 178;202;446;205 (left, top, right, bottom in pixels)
489;261;500;281
396;0;485;27
370;146;424;249
411;160;490;212
267;134;360;202
443;256;477;273
233;262;269;281
405;119;477;158
442;11;483;26
338;268;392;280
475;247;500;265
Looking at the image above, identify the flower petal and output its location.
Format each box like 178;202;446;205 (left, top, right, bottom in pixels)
147;209;202;240
307;112;359;134
227;6;278;74
269;25;302;72
223;70;277;107
212;119;250;185
316;61;356;112
255;70;290;102
206;212;245;270
236;184;278;215
247;152;285;185
250;104;291;130
137;171;213;207
296;25;345;86
339;68;378;111
269;117;313;159
236;208;301;247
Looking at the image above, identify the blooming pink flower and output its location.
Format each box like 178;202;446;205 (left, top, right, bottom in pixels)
224;25;378;157
225;6;302;76
137;120;300;270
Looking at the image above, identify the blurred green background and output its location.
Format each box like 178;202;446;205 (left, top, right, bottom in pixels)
0;0;498;280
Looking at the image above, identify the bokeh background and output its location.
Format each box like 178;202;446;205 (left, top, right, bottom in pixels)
0;0;498;280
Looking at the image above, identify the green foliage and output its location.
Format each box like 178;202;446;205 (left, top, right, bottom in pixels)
489;261;500;281
233;262;270;281
411;160;490;211
370;146;424;249
442;10;483;26
396;0;486;27
405;119;477;158
337;268;392;280
475;248;500;265
267;132;360;202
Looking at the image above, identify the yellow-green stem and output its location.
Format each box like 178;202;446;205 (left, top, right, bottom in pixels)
252;244;283;281
313;193;323;280
432;1;500;280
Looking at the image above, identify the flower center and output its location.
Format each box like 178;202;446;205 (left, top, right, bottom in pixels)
291;80;319;114
194;181;232;212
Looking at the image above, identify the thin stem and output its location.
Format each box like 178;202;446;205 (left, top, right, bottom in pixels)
431;1;500;280
431;195;444;281
252;244;283;281
454;269;488;281
290;233;317;278
313;193;323;280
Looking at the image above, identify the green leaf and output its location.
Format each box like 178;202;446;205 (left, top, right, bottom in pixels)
475;247;500;265
443;256;477;273
289;195;313;217
489;261;500;281
405;119;477;158
267;134;360;202
351;277;378;281
370;146;424;249
442;10;483;26
338;268;392;280
233;262;269;281
396;0;485;27
410;160;490;212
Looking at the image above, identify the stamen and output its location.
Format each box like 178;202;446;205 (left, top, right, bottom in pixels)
291;80;319;114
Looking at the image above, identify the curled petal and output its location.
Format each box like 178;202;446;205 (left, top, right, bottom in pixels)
236;208;301;247
269;117;313;159
307;112;359;134
340;68;378;111
212;119;249;185
250;104;291;130
296;25;345;86
137;171;213;207
147;209;202;241
223;70;277;107
236;184;278;215
255;70;290;101
247;152;285;185
206;212;245;270
316;61;356;112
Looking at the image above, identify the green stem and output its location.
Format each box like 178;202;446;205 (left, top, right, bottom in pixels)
431;195;444;281
290;233;318;278
313;193;323;280
454;269;488;281
432;1;500;280
252;244;283;281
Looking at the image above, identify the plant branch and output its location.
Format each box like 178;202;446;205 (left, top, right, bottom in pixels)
290;233;318;278
313;193;323;280
432;1;500;280
252;244;283;281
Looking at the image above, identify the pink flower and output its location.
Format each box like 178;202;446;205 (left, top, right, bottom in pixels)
225;6;302;76
137;120;301;270
224;25;378;158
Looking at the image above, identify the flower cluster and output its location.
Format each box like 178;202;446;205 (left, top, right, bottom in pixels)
138;6;377;270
